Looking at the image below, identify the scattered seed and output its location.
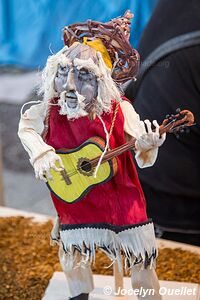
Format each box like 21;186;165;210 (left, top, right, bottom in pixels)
0;217;199;300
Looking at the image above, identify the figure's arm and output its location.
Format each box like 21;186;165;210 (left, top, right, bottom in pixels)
18;102;64;181
120;100;166;168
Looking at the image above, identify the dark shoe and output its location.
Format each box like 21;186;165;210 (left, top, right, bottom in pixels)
69;293;89;300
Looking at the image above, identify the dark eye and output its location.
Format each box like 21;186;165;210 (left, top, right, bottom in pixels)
79;68;89;75
78;68;94;80
57;65;69;76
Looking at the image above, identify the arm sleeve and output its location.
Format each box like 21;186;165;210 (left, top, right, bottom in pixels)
120;100;159;168
18;102;55;165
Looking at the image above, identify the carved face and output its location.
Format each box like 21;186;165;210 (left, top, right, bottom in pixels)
44;43;119;119
54;58;98;115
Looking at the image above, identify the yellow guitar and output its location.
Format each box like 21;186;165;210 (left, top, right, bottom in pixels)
47;136;118;203
46;109;194;203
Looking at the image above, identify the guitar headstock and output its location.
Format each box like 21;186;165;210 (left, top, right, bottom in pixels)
160;108;195;138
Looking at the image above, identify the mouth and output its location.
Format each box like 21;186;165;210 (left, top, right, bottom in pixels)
65;92;78;109
65;91;77;99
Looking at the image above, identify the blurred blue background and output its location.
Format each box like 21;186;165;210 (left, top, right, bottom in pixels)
0;0;157;69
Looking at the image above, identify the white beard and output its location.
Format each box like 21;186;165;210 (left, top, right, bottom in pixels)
58;91;88;119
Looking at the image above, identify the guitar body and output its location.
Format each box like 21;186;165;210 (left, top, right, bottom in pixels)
46;137;118;203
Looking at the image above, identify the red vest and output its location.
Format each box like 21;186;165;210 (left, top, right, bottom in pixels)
45;99;148;226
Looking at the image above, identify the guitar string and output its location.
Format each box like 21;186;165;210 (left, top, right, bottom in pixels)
57;116;185;179
59;119;179;178
59;103;120;179
61;140;135;178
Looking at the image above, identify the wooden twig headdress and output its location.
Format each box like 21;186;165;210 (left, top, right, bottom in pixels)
63;10;140;84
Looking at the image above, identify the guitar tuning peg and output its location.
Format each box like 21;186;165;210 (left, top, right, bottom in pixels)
176;108;181;113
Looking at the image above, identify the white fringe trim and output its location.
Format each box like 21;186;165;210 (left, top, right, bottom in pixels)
51;221;157;272
118;222;157;271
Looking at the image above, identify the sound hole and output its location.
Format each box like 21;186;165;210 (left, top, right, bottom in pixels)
77;157;94;176
80;160;92;172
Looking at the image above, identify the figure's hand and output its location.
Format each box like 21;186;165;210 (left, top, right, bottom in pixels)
33;150;64;182
135;120;166;152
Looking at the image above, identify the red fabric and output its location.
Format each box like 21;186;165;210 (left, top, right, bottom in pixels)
45;99;148;226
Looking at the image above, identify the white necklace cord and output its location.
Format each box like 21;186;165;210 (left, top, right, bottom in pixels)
20;100;42;117
93;115;110;178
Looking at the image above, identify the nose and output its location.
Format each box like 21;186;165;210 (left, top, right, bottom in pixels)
63;69;76;92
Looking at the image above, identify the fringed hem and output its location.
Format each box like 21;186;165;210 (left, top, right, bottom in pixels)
51;220;157;272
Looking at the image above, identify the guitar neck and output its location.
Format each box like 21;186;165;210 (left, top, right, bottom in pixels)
90;126;166;168
102;138;136;163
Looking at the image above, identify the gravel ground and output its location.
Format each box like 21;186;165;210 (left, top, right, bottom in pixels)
0;217;199;300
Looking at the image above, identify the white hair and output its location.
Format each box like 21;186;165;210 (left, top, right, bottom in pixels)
38;45;69;102
39;43;122;116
